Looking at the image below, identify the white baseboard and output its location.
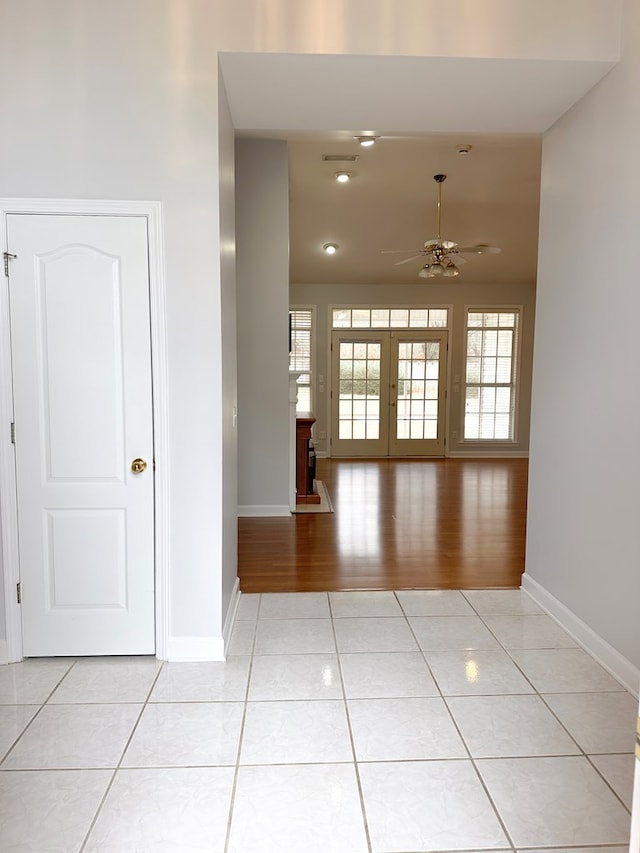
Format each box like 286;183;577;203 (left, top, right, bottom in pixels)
166;577;241;663
0;639;7;665
166;635;225;662
448;450;529;458
238;505;291;517
522;574;640;696
223;577;241;657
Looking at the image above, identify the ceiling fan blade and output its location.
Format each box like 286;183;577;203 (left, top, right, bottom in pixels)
445;253;467;265
457;244;501;255
381;249;423;255
393;253;425;266
423;239;458;250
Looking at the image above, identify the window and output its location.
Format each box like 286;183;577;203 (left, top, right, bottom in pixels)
289;307;313;414
464;310;520;441
332;306;448;329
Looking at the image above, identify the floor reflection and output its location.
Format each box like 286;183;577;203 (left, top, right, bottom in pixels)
334;464;382;559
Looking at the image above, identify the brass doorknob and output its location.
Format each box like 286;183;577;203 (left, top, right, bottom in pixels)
131;458;147;474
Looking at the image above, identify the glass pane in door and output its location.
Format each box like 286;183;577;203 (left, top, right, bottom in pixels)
395;341;440;441
338;341;381;440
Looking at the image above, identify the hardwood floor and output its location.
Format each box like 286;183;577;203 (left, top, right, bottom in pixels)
238;457;528;593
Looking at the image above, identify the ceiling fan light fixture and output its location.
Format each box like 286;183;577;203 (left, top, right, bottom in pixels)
335;171;352;183
383;173;501;278
323;242;339;255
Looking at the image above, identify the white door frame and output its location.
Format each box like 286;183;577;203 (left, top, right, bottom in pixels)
0;199;170;662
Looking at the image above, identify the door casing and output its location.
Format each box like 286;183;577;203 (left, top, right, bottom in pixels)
0;198;169;663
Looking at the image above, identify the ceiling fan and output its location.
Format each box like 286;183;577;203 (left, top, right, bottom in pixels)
382;173;501;278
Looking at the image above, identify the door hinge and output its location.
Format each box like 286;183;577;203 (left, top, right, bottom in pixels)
10;422;15;444
3;252;17;277
16;582;21;604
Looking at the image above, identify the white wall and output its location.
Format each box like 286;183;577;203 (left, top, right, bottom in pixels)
218;72;240;626
526;0;640;673
0;1;229;651
291;281;536;456
236;140;291;514
0;521;5;658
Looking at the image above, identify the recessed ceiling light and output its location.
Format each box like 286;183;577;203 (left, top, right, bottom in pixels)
323;243;339;254
456;144;472;155
335;171;352;183
354;135;379;147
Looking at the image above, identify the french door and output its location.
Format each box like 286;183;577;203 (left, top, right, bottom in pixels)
331;330;447;457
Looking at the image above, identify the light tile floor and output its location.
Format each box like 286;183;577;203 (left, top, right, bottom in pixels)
0;589;636;852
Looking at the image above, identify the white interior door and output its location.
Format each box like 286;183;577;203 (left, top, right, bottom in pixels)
331;330;447;457
7;213;155;656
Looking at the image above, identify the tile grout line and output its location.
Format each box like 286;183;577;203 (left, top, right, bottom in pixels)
398;590;519;853
0;704;46;767
2;591;633;850
403;590;633;842
329;592;374;853
489;621;638;808
583;752;635;815
0;658;80;767
199;590;634;845
223;592;261;853
462;595;609;793
77;661;166;853
460;593;636;833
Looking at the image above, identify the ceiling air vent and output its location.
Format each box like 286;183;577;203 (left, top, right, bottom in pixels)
322;154;359;162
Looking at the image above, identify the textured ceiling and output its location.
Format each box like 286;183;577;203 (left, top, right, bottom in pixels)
221;51;611;287
286;132;542;285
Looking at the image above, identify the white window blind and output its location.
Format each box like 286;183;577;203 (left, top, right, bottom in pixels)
289;308;313;414
464;310;519;441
